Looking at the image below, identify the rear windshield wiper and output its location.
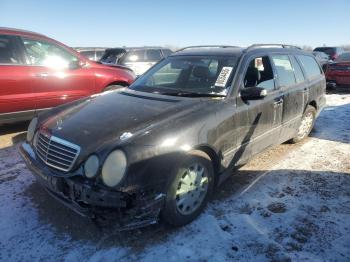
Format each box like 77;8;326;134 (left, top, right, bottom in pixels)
154;91;226;98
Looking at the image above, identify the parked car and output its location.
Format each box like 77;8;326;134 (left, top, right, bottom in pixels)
313;46;344;61
312;51;330;71
20;44;326;229
326;52;350;89
75;47;106;61
100;47;173;76
0;28;135;124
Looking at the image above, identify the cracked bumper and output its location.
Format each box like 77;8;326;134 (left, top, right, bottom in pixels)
19;143;165;229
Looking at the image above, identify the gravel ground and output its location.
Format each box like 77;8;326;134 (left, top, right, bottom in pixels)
0;94;349;262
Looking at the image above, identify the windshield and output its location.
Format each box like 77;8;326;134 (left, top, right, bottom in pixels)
336;52;350;62
129;55;238;97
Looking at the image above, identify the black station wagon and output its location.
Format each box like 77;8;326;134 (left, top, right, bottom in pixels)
20;44;326;229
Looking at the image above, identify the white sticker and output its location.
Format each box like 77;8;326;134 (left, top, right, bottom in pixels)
215;67;233;87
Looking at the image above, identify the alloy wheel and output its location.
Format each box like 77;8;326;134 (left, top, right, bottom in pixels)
297;112;314;139
175;163;209;215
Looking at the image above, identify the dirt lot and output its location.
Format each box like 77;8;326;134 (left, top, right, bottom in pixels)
0;94;349;261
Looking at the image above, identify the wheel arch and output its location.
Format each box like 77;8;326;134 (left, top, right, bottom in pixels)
308;100;317;110
105;81;129;88
192;145;222;184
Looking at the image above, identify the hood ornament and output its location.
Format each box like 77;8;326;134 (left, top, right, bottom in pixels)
120;132;133;140
56;119;63;130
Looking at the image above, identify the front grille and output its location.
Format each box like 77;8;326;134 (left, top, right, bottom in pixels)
34;132;81;172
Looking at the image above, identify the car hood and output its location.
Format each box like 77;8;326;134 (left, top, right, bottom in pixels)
90;60;132;71
40;90;202;158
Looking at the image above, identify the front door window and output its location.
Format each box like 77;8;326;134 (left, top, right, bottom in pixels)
244;56;275;90
22;38;78;69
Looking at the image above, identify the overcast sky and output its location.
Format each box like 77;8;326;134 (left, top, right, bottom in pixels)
1;0;349;48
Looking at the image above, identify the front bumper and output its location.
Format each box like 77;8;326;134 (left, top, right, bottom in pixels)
19;143;165;230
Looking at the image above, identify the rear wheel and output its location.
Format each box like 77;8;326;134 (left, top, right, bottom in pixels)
161;151;214;226
290;105;316;143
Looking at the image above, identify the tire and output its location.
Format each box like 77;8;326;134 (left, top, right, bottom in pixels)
103;84;126;92
290;105;316;143
161;151;215;227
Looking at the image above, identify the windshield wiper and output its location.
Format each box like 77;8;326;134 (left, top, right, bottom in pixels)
154;91;226;98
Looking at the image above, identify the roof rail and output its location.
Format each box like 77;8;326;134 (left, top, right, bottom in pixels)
176;45;239;52
245;44;301;51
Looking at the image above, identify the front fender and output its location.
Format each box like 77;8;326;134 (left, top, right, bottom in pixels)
119;143;187;194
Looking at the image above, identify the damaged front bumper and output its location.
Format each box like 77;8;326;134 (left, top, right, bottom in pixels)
19;142;165;230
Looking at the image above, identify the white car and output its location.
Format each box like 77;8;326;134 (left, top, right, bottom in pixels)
100;47;173;76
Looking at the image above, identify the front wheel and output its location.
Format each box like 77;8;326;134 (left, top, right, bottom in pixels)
290;105;316;143
161;151;214;226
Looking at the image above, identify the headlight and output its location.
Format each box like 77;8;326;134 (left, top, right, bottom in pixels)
84;155;99;178
26;117;38;142
102;150;127;187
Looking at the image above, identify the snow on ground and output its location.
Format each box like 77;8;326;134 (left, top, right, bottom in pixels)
0;94;349;262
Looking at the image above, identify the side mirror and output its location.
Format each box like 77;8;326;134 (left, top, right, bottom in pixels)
240;86;267;100
68;60;81;70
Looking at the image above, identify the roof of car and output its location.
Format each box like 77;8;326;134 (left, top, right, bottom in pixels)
172;45;307;57
173;47;244;56
126;46;166;49
75;47;108;52
0;27;47;38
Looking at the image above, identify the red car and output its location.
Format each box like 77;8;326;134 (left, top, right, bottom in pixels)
0;27;135;124
326;52;350;89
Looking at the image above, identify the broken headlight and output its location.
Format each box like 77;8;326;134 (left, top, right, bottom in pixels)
102;150;127;187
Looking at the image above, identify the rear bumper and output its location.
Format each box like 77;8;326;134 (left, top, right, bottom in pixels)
19;143;165;229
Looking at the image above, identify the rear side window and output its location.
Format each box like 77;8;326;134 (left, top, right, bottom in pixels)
0;35;23;65
297;55;322;79
290;56;305;83
146;49;162;61
271;55;296;87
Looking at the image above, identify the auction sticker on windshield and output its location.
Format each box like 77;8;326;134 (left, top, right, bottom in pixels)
215;67;233;87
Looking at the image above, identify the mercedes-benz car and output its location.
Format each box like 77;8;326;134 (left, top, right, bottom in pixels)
20;45;326;229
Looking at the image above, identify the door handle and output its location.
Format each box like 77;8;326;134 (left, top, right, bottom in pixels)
34;72;49;78
273;98;283;107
